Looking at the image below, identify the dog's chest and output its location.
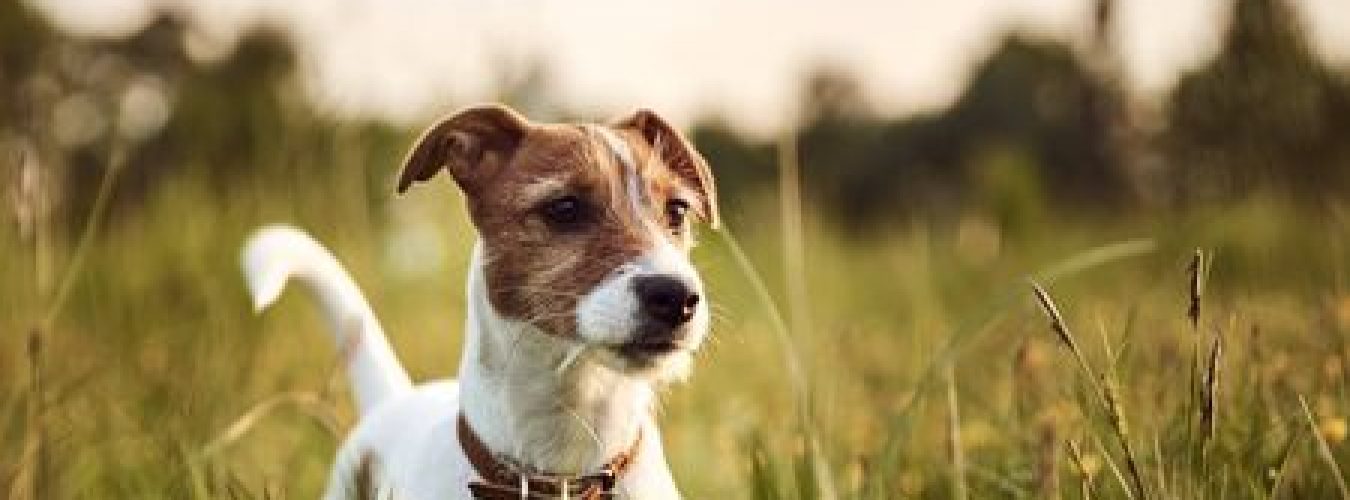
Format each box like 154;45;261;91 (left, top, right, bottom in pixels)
324;381;679;499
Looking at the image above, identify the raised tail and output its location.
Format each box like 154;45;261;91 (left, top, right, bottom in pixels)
241;225;412;415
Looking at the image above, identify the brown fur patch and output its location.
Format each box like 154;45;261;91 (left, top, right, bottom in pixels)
396;105;714;339
465;124;696;338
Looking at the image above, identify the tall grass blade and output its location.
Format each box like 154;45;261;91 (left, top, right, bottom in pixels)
1299;395;1350;500
1090;433;1135;500
1031;281;1148;500
1200;330;1223;451
874;239;1156;475
200;391;339;458
776;132;836;500
43;146;126;328
1267;433;1301;500
1188;249;1205;332
945;364;968;500
1067;439;1097;500
715;227;833;499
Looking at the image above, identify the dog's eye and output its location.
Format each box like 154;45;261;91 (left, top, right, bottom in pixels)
540;195;589;228
665;199;690;230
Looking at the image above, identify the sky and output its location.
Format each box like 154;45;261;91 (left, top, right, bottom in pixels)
29;0;1350;137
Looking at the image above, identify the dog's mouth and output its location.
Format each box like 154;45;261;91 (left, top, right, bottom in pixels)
587;323;702;381
615;339;683;359
613;320;697;361
605;340;691;377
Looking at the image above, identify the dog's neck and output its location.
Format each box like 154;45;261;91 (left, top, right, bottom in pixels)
457;241;653;475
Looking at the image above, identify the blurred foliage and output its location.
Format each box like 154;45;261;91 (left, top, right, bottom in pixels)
4;0;1350;498
4;0;1347;235
801;36;1126;230
1166;0;1350;203
693;0;1350;234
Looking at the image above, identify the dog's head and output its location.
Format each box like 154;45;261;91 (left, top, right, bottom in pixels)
398;104;717;380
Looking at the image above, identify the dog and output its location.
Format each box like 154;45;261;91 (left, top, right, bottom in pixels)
241;104;718;499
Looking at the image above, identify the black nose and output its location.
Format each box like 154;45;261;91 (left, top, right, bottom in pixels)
634;275;699;327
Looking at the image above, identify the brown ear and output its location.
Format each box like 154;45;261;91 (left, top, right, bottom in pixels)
616;109;720;229
397;104;529;194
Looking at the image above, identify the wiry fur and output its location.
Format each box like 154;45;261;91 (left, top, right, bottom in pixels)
242;106;713;499
303;244;679;499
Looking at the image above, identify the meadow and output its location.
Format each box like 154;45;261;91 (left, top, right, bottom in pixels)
4;136;1350;499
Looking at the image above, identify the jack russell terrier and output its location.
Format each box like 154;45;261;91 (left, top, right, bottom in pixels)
241;104;718;499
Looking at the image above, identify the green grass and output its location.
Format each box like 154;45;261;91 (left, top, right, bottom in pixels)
4;156;1350;498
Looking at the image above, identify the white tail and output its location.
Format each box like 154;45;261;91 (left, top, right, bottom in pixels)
241;225;412;415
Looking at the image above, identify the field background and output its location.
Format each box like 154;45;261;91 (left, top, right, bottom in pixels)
5;0;1350;498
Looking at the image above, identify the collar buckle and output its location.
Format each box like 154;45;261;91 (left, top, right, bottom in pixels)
458;414;636;500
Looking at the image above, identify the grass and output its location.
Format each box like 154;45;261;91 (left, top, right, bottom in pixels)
3;142;1350;499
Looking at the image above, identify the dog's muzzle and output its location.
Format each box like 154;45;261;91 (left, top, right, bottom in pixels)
619;274;700;357
575;246;709;373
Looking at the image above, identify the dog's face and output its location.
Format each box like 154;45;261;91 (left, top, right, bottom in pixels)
397;105;718;380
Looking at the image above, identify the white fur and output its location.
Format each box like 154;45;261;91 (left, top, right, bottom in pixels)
244;231;686;499
589;125;637;177
589;124;659;236
241;226;411;414
577;244;708;381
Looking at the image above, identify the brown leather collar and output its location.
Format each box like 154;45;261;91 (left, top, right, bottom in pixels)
457;414;642;500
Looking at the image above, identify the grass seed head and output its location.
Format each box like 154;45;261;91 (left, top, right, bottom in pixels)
1188;249;1205;331
1031;281;1080;355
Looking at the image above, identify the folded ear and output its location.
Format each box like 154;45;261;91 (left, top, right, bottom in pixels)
397;104;530;194
616;109;720;229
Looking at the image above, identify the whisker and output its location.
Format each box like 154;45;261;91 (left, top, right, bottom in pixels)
557;344;589;375
563;404;604;464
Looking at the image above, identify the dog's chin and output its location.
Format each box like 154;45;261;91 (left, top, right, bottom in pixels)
594;345;695;384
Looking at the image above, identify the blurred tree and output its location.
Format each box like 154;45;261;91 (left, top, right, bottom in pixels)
148;23;299;186
940;35;1127;209
0;2;409;234
779;36;1128;233
48;14;319;228
1165;0;1350;204
1;0;133;235
0;0;58;242
689;119;777;228
794;65;888;226
0;0;55;123
1088;0;1164;205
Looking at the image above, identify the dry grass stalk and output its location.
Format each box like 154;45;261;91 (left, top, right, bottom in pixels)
711;138;836;500
43;146;126;327
1187;249;1205;332
1102;379;1148;500
1200;331;1223;450
1067;439;1096;500
777;133;837;500
1030;281;1148;500
13;145;127;499
945;365;968;500
1152;436;1169;498
199;391;340;458
1090;434;1134;500
1185;249;1210;468
1299;395;1350;500
13;327;47;500
12;142;50;500
778;133;812;347
1030;282;1096;383
201;320;351;461
1267;434;1301;499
